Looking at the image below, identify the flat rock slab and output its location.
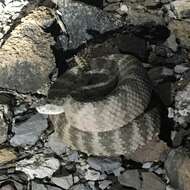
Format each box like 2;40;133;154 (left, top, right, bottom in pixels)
16;154;60;179
52;175;73;190
118;169;141;190
87;157;121;174
0;7;55;94
141;172;166;190
10;113;48;147
57;2;122;51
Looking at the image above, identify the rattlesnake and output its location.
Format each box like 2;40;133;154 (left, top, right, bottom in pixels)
48;54;161;157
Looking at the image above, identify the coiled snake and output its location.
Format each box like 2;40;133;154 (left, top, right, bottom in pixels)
48;54;160;156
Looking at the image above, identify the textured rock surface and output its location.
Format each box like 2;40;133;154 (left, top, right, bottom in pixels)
0;107;9;144
169;20;190;50
16;154;60;179
171;0;190;19
57;2;122;51
0;148;17;165
165;148;190;190
0;6;55;94
127;137;169;162
0;0;29;46
173;83;190;126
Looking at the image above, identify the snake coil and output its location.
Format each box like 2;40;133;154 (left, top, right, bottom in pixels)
49;54;160;156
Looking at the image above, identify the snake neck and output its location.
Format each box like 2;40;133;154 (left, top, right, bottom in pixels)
48;57;119;103
71;68;119;101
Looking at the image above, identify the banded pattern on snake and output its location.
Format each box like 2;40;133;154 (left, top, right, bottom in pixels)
48;54;160;156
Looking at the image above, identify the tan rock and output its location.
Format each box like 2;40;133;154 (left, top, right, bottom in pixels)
169;20;190;49
0;148;17;165
127;137;170;162
172;0;190;19
141;172;166;190
165;148;190;190
0;7;56;94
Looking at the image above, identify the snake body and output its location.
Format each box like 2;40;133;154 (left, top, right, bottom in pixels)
48;54;160;156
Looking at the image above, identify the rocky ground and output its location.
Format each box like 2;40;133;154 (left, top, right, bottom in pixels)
0;0;190;190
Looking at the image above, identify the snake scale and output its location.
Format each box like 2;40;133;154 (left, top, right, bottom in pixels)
48;54;161;157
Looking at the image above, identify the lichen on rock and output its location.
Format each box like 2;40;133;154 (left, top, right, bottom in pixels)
0;6;56;95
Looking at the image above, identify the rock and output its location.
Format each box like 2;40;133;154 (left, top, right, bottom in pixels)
84;169;106;181
46;185;62;190
171;0;190;19
51;0;72;7
141;172;166;190
103;2;120;13
47;133;67;155
0;0;29;46
52;175;73;189
57;2;122;51
118;170;141;190
110;183;132;190
67;151;79;162
173;83;190;126
165;148;190;190
0;183;17;190
169;20;190;50
87;157;122;174
166;185;176;190
98;180;112;190
0;107;9;144
127;11;170;42
174;65;190;74
0;148;17;165
142;162;153;169
128;137;170;162
36;104;65;115
118;4;129;15
33;182;65;190
16;154;60;179
153;45;173;58
148;66;174;83
31;181;47;190
171;129;190;147
10;113;48;147
70;184;91;190
116;34;149;61
106;0;121;2
164;34;178;52
0;7;55;94
148;51;184;66
160;0;171;4
144;0;161;8
87;181;96;190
